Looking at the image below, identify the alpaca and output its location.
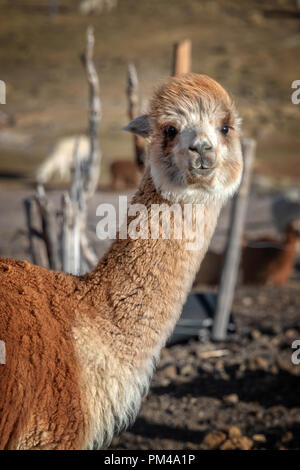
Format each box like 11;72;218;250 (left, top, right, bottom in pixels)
110;135;145;189
193;249;224;288
36;135;89;184
110;66;146;190
110;158;144;190
241;219;300;286
0;73;243;450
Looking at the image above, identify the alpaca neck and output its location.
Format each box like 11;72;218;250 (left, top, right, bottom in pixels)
84;169;223;366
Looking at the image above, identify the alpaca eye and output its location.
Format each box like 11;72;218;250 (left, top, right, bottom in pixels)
221;125;230;135
164;126;178;140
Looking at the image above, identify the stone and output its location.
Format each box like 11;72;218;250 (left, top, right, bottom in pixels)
255;357;268;369
250;329;261;340
228;426;242;439
252;434;266;443
203;431;227;449
242;297;253;307
180;364;195;376
221;436;253;450
281;432;293;443
163;364;177;379
237;436;253;450
223;393;239;405
285;329;298;339
220;439;236;450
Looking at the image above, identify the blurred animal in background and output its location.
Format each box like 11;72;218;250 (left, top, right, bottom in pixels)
36;135;89;184
79;0;118;15
110;157;144;190
193;250;224;289
110;136;145;189
0;110;15;129
110;64;146;190
241;219;300;286
272;193;300;233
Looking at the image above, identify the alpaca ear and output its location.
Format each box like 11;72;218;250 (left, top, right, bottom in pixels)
123;114;150;138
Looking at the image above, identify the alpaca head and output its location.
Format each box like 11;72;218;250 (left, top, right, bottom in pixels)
124;73;243;204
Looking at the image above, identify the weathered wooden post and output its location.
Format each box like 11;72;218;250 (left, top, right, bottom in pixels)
23;197;48;268
172;39;191;76
35;185;60;271
212;138;256;341
61;193;81;274
127;63;145;167
49;0;59;18
61;25;102;274
80;25;102;199
24;26;101;275
61;139;82;274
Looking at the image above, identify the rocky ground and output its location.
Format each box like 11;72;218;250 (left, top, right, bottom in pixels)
0;188;299;451
110;284;300;450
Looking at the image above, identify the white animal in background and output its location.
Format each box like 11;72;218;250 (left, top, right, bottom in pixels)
79;0;118;15
36;135;90;184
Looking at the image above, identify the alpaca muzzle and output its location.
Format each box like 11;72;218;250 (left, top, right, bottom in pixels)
188;140;217;176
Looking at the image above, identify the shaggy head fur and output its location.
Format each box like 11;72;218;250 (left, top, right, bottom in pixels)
126;73;243;204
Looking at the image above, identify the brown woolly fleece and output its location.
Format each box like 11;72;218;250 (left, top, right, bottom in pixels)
0;73;243;450
0;174;219;449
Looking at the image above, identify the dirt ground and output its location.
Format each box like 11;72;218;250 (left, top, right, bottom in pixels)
0;184;299;451
110;284;300;450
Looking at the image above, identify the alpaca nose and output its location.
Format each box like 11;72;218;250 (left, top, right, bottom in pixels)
189;140;216;169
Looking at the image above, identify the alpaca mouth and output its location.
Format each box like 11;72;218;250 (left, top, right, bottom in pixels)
189;167;216;178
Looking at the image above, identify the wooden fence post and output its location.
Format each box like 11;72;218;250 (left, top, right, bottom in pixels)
80;25;102;199
172;39;191;76
61;193;81;274
127;63;145;167
49;0;59;18
24;26;101;275
35;185;60;271
212;138;256;341
23;197;49;268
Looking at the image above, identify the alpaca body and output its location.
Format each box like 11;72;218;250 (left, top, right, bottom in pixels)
0;74;243;449
0;260;84;449
110;159;143;190
0;173;220;449
193;250;223;288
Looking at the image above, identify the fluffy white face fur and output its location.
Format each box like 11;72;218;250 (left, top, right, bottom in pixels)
125;74;243;205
